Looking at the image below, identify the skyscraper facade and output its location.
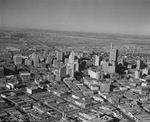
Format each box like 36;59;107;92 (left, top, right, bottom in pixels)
32;53;39;67
109;49;118;63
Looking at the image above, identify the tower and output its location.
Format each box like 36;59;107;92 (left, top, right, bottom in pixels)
109;48;118;63
69;51;75;64
32;53;39;67
109;43;118;73
95;55;100;66
56;50;64;61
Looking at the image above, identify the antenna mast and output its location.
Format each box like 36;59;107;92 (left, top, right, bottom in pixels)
110;43;113;49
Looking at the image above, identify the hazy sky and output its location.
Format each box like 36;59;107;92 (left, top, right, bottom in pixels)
1;0;150;35
0;0;2;26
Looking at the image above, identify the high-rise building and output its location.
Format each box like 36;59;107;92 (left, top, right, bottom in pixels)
136;59;145;70
32;53;39;67
94;55;102;66
47;72;55;81
135;70;141;79
95;55;100;66
70;67;74;78
87;68;101;80
136;59;141;70
57;61;64;69
100;71;104;80
60;66;67;78
107;62;116;74
55;70;61;81
101;60;108;74
109;49;118;62
109;44;118;63
74;62;79;71
108;44;118;73
67;51;76;78
43;49;49;58
64;58;69;64
69;51;75;64
13;54;22;65
142;68;148;75
46;56;52;65
56;51;64;61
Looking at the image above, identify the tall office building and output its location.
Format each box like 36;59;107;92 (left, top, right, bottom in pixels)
95;55;100;66
74;59;79;71
46;52;53;65
13;54;22;65
107;62;116;74
142;68;148;75
74;62;79;71
64;58;69;64
52;59;57;67
136;60;140;70
101;60;108;74
32;53;39;67
109;43;118;63
69;51;75;64
46;56;52;65
66;63;70;75
108;44;118;73
43;49;49;58
56;51;64;61
67;51;76;78
94;55;103;66
70;67;74;78
60;66;67;78
109;49;118;63
135;70;141;79
136;59;145;70
66;63;74;78
55;70;61;81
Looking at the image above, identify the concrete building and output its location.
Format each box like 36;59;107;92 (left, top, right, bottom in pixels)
56;51;64;61
94;55;102;66
101;60;108;74
25;59;32;66
142;68;148;75
13;54;22;65
136;59;145;70
109;48;118;63
100;82;111;92
69;51;75;64
31;53;39;67
88;68;101;80
47;72;55;81
134;70;142;79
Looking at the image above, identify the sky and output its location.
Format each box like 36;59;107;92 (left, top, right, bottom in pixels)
1;0;150;35
0;0;2;26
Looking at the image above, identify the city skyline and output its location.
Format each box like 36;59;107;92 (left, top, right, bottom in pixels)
0;0;150;35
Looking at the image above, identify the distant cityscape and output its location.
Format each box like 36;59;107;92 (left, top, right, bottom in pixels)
0;29;150;122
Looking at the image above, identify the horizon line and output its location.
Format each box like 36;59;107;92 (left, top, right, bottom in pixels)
1;26;150;38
